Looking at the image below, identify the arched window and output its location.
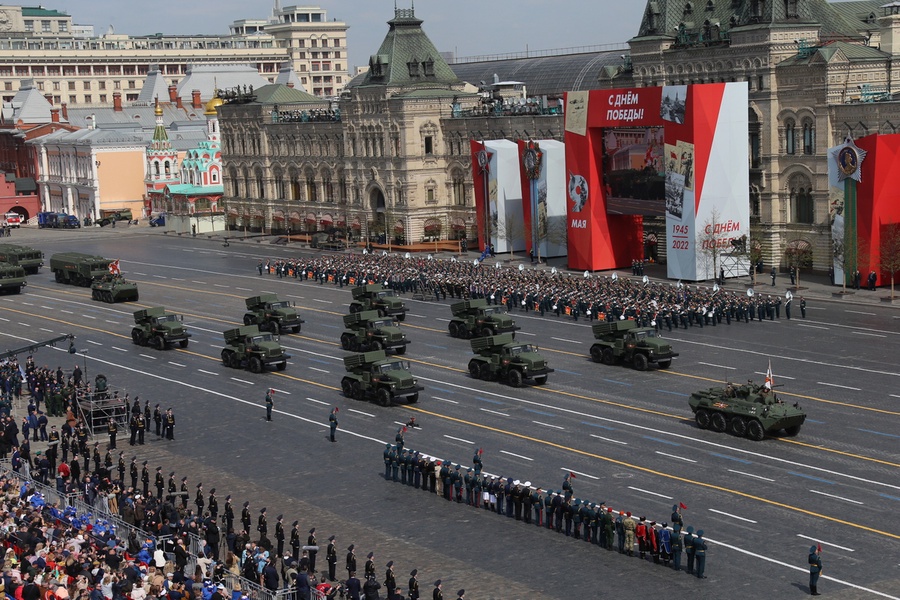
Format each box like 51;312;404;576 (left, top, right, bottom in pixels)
273;169;285;199
255;169;265;199
323;173;334;203
785;119;796;154
306;173;317;202
452;170;466;206
788;173;814;223
802;118;814;155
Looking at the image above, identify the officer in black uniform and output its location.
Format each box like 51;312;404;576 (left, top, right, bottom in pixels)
275;514;285;558
290;521;301;562
384;561;396;598
364;552;375;579
345;544;357;579
808;545;822;595
241;501;251;532
408;569;419;600
107;418;118;449
196;483;205;514
130;457;138;489
167;471;177;501
326;535;337;581
154;404;163;437
208;488;218;520
307;528;318;574
257;507;268;539
117;451;125;483
140;461;150;497
223;495;234;533
154;467;164;501
135;413;146;445
180;476;189;509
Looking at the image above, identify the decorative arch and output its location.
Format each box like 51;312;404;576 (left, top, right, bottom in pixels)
786;171;814;224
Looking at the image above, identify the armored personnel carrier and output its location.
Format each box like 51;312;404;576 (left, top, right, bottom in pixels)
448;298;520;339
49;252;111;287
131;307;191;349
340;310;409;354
468;333;553;388
243;294;304;334
349;283;408;321
341;350;422;406
0;244;44;274
221;325;289;373
688;381;807;440
0;262;26;294
91;275;139;303
589;320;677;370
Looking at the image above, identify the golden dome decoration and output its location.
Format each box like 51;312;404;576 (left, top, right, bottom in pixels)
205;96;224;116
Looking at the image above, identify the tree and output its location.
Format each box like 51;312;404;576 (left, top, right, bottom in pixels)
496;209;524;258
696;207;728;282
879;223;900;299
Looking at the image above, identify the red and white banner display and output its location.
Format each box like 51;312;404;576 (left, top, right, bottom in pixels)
518;139;567;260
563;83;749;278
470;140;524;255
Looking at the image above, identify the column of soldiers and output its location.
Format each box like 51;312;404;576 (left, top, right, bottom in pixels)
383;444;710;579
258;252;807;328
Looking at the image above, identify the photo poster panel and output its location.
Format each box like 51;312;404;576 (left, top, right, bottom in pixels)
484;139;524;254
517;139;567;260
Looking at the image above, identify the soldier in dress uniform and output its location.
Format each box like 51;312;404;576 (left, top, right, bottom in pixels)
196;482;205;514
117;451;125;483
154;466;164;501
289;521;301;562
140;461;150;497
224;494;234;532
694;529;708;578
107;418;118;449
275;514;285;558
364;552;375;579
384;561;396;598
130;457;138;489
432;580;442;600
208;488;218;520
408;569;419;600
241;501;251;532
346;545;357;579
257;507;268;539
684;525;696;574
307;528;318;574
326;535;337;581
167;471;177;501
180;476;189;509
154;404;162;437
808;545;822;595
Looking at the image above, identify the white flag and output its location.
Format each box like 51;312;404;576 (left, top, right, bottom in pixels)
764;360;774;390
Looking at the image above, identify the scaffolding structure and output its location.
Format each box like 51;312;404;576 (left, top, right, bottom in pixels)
74;374;127;437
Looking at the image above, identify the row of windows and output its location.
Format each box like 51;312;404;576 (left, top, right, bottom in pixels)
784;120;815;155
24;19;69;33
296;39;342;48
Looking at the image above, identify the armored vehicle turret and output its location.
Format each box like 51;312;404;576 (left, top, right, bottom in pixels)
244;294;304;334
221;325;290;373
468;333;553;388
341;350;423;406
91;275;139;303
0;244;44;274
49;252;111;287
448;298;520;339
132;307;191;349
340;310;409;354
688;381;807;440
0;262;26;294
589;320;678;370
349;283;407;321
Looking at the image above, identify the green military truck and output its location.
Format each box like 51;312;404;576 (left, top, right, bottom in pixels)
0;262;27;294
131;307;191;349
448;298;520;339
349;283;408;321
49;252;112;287
221;324;290;373
467;333;554;388
243;294;304;334
340;350;423;406
0;244;44;274
340;310;409;354
588;320;678;371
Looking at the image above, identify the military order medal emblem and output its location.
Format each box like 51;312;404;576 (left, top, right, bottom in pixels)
838;146;857;176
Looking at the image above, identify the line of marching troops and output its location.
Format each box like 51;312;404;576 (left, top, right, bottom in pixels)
259;252;806;331
383;442;710;580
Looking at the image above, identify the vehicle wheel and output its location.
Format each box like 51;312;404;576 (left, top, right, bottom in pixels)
351;382;364;401
534;375;548;385
221;350;234;367
292;325;302;334
105;291;114;303
468;360;480;379
350;339;361;352
657;359;671;370
152;335;165;350
377;388;391;407
448;322;460;338
340;334;352;350
91;289;99;300
243;314;255;326
396;313;406;322
710;412;727;433
479;362;493;381
590;345;603;363
248;357;263;374
507;369;524;388
54;271;64;282
601;347;615;365
480;326;494;338
341;378;354;398
695;409;710;430
131;329;143;345
408;392;418;404
729;417;747;437
179;339;189;349
746;419;765;441
276;361;286;371
633;353;649;371
784;425;802;437
395;345;407;356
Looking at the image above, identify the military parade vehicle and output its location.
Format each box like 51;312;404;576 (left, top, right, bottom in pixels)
91;275;140;303
49;252;112;286
243;293;304;334
349;283;408;321
588;320;678;370
447;298;520;339
221;324;289;373
340;349;423;406
131;307;191;349
467;333;554;388
0;262;26;294
688;381;807;441
340;310;409;354
0;243;44;274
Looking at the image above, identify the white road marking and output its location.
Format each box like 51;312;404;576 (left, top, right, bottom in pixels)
533;420;564;429
479;408;509;417
564;468;600;480
708;509;757;523
810;489;864;505
105;320;118;324
17;322;30;327
197;369;218;375
39;328;53;332
312;299;332;304
171;278;185;281
21;301;33;305
517;331;535;336
405;313;425;318
796;323;829;330
308;367;329;373
271;388;291;395
306;398;329;406
591;434;628;445
551;337;582;344
628;486;672;499
891;394;900;399
0;317;8;322
168;362;186;367
817;382;861;391
83;315;96;319
500;450;533;461
111;347;127;352
844;310;875;316
656;451;697;463
153;275;166;279
138;354;157;360
347;409;375;417
133;272;147;276
40;305;52;310
435;318;450;322
432;396;459;404
754;371;795;380
213;284;229;288
699;362;735;370
796;534;855;552
230;377;254;385
192;281;205;284
60;310;73;314
851;331;886;338
236;287;252;291
728;469;774;482
443;434;474;444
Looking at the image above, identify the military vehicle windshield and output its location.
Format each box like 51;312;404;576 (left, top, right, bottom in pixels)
371;320;394;328
376;290;397;298
507;344;536;356
92;262;112;270
268;301;291;309
483;306;506;315
251;333;275;344
632;330;659;340
377;361;407;373
155;315;179;324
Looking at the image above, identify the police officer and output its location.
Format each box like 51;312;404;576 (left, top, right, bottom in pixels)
799;296;807;319
808;545;822;595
